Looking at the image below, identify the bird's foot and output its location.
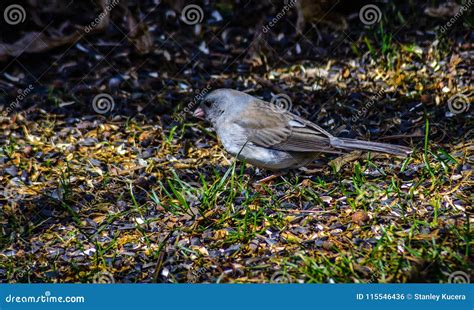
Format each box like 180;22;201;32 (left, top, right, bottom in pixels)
252;173;282;186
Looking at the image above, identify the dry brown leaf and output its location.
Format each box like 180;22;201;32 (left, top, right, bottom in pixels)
126;12;153;54
0;31;80;60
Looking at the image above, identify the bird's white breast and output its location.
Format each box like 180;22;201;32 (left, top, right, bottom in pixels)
215;122;308;170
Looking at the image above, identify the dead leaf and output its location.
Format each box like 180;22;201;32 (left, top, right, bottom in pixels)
126;12;153;54
0;31;80;60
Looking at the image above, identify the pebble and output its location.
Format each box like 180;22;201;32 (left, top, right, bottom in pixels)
5;166;18;177
352;210;370;225
23;145;33;157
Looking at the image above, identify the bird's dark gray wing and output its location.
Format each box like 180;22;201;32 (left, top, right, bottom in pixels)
234;99;341;153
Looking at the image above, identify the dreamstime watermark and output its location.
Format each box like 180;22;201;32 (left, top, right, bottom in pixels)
352;89;385;122
92;271;115;283
5;291;85;303
270;93;293;113
359;4;382;25
447;271;470;283
447;91;471;114
270;270;292;283
92;93;115;114
181;4;204;25
191;267;209;279
3;4;26;25
262;0;297;33
173;85;212;122
439;0;473;33
5;84;34;114
84;0;120;33
366;270;380;283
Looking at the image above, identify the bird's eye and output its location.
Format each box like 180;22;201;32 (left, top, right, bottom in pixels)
203;100;212;108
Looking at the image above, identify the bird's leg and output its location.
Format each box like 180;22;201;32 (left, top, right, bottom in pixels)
299;164;325;175
254;173;283;184
251;168;287;186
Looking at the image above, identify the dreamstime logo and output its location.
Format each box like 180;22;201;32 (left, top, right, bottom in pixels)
3;4;26;25
6;84;34;114
181;4;204;25
92;93;115;114
438;0;474;34
270;271;292;283
84;0;120;33
447;271;470;284
174;85;213;122
92;271;115;283
366;271;379;283
447;92;471;114
16;266;31;278
172;111;185;123
190;267;209;280
262;0;297;32
352;89;385;122
359;4;382;25
270;93;293;113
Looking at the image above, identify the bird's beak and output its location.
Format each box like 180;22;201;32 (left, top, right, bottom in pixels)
193;107;205;119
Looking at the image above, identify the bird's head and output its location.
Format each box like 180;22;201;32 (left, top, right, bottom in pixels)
193;88;250;124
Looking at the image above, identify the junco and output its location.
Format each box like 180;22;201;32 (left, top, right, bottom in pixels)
193;89;412;170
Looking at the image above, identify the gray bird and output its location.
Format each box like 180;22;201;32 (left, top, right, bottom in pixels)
193;89;412;170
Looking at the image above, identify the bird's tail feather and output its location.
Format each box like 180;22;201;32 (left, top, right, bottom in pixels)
330;137;412;156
